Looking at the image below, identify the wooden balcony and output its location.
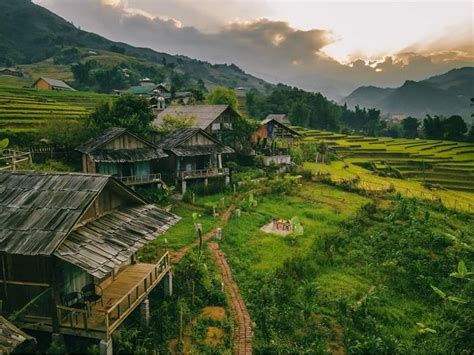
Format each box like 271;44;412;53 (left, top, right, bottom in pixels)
177;167;229;180
116;173;162;186
23;253;170;340
262;155;292;166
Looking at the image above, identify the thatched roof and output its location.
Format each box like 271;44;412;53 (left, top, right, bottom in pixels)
55;205;180;278
158;128;234;157
0;316;36;354
153;105;238;131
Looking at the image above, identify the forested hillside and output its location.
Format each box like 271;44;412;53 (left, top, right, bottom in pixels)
0;0;272;93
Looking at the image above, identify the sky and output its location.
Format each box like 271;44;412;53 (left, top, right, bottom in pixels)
34;0;473;99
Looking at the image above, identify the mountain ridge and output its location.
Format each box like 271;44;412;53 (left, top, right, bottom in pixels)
342;67;473;119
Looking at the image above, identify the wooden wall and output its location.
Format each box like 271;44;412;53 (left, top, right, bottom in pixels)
103;133;149;150
183;132;215;146
34;79;51;90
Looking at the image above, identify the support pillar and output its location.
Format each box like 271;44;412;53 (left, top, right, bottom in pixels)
224;175;230;185
218;154;223;169
164;271;173;297
99;338;113;355
181;180;187;194
140;298;150;327
204;178;209;187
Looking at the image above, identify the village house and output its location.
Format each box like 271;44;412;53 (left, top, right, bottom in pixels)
126;83;193;109
32;77;76;91
76;127;167;187
153;105;240;143
0;67;24;77
265;114;291;125
0;171;180;354
251;116;301;166
156;128;234;193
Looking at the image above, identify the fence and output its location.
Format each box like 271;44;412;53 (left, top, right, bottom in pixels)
0;150;32;171
312;172;474;214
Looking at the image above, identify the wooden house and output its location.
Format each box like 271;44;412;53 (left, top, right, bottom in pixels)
251;116;301;166
265;114;290;125
156;128;234;193
0;171;180;353
153;105;240;143
32;77;75;91
0;68;24;77
76;127;167;187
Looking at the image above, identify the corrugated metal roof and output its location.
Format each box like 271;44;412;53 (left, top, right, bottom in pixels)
157;128;234;157
0;172;109;256
153;105;236;130
55;205;180;278
0;316;36;353
264;114;290;124
36;77;75;91
88;148;167;163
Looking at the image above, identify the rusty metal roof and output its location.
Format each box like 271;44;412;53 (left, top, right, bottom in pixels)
55;205;180;278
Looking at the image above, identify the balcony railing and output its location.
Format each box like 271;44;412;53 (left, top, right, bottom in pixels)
177;168;229;180
262;155;292;166
55;253;170;339
116;173;162;186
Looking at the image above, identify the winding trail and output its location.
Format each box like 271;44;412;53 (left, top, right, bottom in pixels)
209;242;253;355
169;198;253;354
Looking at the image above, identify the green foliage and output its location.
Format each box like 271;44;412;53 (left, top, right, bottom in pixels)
88;94;154;135
154;113;196;134
206;87;239;113
37;119;96;147
137;185;176;205
0;138;8;151
423;114;469;142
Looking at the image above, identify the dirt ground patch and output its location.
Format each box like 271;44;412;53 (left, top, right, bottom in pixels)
200;306;226;322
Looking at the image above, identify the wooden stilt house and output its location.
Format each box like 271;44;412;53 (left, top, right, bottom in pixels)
251;116;301;166
0;171;180;350
76;127;167;187
156;128;234;193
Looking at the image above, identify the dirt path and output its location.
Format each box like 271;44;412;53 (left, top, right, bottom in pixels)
208;242;253;355
170;202;236;264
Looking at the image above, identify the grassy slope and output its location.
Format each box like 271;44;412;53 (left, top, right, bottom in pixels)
217;182;473;353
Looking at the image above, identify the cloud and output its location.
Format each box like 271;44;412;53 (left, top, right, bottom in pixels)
33;0;473;99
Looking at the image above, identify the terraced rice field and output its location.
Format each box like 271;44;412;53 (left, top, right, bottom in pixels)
297;128;474;194
0;87;112;135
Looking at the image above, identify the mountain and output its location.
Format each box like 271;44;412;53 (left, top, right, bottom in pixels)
342;67;474;119
0;0;272;92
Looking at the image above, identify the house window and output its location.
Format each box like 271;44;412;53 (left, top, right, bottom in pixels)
212;123;221;131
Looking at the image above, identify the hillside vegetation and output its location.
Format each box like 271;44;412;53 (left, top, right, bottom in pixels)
298;128;474;197
0;87;110;144
0;0;271;93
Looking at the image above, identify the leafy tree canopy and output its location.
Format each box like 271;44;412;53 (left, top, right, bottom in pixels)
206;87;239;113
88;94;154;136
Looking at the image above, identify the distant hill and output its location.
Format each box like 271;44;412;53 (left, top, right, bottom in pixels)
342;67;474;119
0;0;272;93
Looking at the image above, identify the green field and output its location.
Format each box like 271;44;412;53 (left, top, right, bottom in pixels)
296;128;474;195
0;86;111;137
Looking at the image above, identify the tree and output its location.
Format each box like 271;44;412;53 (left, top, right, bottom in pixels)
401;117;420;138
423;115;444;140
154;113;196;135
443;115;467;141
38;120;96;148
88;94;154;136
206;87;239;113
289;101;310;127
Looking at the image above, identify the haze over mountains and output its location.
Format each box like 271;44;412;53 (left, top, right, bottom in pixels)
342;67;473;120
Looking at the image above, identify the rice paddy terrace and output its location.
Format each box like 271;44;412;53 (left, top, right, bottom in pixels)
0;87;111;135
297;128;474;194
